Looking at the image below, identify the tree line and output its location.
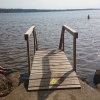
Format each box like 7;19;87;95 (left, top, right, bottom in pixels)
0;9;66;13
0;8;100;13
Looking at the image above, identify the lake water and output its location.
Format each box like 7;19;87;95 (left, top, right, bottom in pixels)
0;10;100;87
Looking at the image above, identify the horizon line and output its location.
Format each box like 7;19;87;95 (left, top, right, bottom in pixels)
0;8;100;10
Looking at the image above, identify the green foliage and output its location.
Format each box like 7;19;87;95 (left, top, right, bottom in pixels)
1;80;11;90
3;80;9;89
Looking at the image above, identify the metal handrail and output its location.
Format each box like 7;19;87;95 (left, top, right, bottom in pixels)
59;25;78;71
24;26;38;74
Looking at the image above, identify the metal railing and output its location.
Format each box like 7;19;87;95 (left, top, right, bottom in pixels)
24;26;38;74
59;25;78;71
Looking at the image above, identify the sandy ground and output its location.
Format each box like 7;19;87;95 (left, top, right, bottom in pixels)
2;79;100;100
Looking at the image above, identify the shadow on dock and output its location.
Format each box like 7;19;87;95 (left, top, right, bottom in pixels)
38;50;73;100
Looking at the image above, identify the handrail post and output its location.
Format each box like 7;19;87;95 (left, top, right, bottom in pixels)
33;28;38;54
26;35;31;74
62;27;65;51
73;34;77;71
24;26;38;74
35;29;38;51
33;29;36;54
59;25;78;71
59;26;65;50
59;27;63;50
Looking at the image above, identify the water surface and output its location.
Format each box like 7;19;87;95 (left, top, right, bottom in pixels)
0;10;100;86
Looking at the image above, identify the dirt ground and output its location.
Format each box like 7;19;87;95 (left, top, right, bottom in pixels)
2;79;100;100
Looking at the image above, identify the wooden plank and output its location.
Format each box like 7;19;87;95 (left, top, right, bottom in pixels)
31;66;72;70
30;70;75;74
24;26;34;38
31;67;73;71
31;66;72;69
32;65;72;68
33;59;71;64
32;64;71;67
35;51;65;55
32;62;71;66
35;50;63;53
34;54;66;58
34;59;69;62
32;63;71;68
63;25;78;38
34;55;66;59
34;51;66;56
32;63;71;66
29;77;78;82
33;57;68;61
35;52;66;55
35;50;64;53
28;84;81;90
30;68;74;74
34;53;66;56
33;60;70;64
31;67;71;70
34;55;67;58
33;59;70;63
36;50;61;52
31;68;73;73
34;55;68;60
28;50;81;90
30;71;77;79
29;78;80;87
30;71;76;74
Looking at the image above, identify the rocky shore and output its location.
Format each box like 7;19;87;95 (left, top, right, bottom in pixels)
0;68;100;100
0;71;20;100
94;68;100;92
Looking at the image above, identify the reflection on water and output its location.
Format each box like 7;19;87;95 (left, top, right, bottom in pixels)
0;10;100;87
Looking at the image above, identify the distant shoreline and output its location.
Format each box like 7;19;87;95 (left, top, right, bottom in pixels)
0;8;100;13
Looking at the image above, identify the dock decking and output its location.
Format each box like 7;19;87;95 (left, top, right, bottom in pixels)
28;50;81;90
25;25;81;91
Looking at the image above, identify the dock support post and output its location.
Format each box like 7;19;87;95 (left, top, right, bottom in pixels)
59;26;65;51
59;25;78;71
33;28;38;54
25;26;38;74
62;28;65;51
26;35;31;74
73;34;77;71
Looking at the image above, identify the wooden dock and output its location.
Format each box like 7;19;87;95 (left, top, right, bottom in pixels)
25;25;81;90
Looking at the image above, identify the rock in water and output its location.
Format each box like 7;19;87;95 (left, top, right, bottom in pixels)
94;83;100;92
93;68;100;85
78;76;89;84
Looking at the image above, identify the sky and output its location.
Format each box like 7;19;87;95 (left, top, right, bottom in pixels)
0;0;100;9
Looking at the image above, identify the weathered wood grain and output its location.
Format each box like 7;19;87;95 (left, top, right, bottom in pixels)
28;50;81;90
30;71;77;79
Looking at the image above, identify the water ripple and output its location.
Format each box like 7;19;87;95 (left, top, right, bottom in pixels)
0;11;100;86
